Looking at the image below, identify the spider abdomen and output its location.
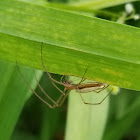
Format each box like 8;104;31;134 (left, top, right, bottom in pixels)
76;83;105;93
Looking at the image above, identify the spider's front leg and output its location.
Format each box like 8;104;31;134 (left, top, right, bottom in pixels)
78;67;88;85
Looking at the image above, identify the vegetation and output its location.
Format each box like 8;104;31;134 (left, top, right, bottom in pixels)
0;0;140;140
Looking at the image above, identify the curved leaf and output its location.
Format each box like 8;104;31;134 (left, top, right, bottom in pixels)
0;1;140;91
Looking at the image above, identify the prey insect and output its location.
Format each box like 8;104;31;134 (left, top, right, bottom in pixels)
17;42;112;109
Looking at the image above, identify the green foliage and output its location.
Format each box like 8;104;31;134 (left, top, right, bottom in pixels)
0;61;43;140
0;0;140;140
0;0;140;90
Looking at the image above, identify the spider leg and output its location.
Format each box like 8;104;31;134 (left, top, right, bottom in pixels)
33;71;56;104
79;67;88;84
41;42;69;107
57;90;71;107
41;42;64;86
47;85;67;108
16;62;55;109
60;75;65;83
51;81;65;96
79;89;113;105
51;81;65;103
49;79;67;107
42;69;68;107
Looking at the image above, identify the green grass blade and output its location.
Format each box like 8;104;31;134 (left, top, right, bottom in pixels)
0;61;42;140
0;1;140;91
71;0;139;9
65;78;109;140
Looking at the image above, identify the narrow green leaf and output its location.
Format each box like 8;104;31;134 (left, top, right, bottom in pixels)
71;0;139;10
0;1;140;91
0;61;42;140
65;78;109;140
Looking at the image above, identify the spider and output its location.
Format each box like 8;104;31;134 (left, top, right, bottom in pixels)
16;42;112;109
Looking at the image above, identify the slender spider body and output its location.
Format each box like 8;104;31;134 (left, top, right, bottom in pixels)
16;42;112;108
75;82;105;93
62;81;105;92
